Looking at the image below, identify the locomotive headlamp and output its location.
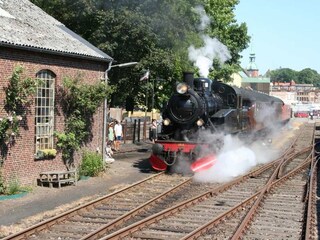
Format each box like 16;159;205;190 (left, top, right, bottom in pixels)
163;118;171;126
196;119;204;127
176;83;188;94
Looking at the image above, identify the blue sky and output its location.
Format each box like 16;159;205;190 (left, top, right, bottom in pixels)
234;0;320;75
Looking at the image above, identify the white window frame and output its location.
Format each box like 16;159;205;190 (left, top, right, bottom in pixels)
35;70;55;153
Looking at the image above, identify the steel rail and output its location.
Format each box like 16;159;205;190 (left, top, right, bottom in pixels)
230;147;313;239
276;134;299;178
231;125;314;239
2;172;165;240
304;157;318;240
80;178;192;240
182;151;312;240
304;122;317;239
99;144;311;240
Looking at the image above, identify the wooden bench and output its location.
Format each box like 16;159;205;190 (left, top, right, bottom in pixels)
39;170;77;188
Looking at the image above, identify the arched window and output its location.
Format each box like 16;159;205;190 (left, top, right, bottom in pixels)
35;70;55;153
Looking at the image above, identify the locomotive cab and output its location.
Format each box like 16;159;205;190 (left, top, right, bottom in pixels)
209;81;243;133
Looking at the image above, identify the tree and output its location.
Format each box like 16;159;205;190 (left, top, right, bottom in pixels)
269;68;298;83
204;0;250;81
297;68;320;86
268;67;320;87
31;0;250;109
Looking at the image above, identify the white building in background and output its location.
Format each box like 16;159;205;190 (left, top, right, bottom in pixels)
270;81;320;115
269;81;298;105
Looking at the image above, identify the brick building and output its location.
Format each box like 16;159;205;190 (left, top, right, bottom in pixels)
0;0;112;185
270;81;320;104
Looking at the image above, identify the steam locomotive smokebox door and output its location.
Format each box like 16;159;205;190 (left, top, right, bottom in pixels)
212;109;239;132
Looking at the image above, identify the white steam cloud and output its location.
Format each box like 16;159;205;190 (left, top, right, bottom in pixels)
195;5;210;31
188;5;231;77
188;36;231;77
191;106;294;183
193;134;279;183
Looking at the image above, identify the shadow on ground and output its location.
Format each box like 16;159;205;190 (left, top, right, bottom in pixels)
137;148;149;153
132;158;158;174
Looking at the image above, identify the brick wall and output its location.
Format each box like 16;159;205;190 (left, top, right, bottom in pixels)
0;46;108;185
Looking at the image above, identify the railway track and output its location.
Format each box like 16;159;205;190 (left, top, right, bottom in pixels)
3;123;318;240
96;123;317;239
2;173;189;239
3;171;224;239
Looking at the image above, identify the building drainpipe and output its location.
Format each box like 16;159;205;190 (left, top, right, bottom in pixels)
102;61;137;161
102;61;113;162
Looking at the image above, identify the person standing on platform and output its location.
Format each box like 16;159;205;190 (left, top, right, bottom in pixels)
114;120;123;151
108;122;115;150
150;119;158;143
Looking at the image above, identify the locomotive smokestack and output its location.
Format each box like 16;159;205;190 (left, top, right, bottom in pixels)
183;72;194;89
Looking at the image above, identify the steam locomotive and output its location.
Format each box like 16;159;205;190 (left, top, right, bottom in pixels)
150;72;291;172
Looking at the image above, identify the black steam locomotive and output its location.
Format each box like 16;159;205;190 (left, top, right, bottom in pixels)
149;72;291;172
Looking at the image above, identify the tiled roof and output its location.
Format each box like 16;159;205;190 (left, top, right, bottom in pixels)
0;0;113;62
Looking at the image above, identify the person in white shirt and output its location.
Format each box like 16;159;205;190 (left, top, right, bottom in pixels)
150;119;157;143
114;120;123;151
105;141;115;163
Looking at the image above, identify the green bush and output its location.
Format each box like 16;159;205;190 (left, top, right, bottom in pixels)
79;151;104;177
6;179;20;195
0;176;24;195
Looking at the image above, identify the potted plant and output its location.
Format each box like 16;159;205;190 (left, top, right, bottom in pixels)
35;149;57;159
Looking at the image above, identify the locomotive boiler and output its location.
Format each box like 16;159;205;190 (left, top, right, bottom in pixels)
149;72;291;172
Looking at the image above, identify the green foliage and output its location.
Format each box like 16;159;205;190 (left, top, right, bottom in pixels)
5;66;39;112
0;172;24;195
62;77;108;115
269;68;298;83
79;151;104;177
36;148;57;159
269;68;320;87
55;77;108;168
204;0;250;81
54;132;79;161
297;68;320;86
6;178;21;195
31;0;250;109
0;66;39;163
0;116;22;144
133;49;184;111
